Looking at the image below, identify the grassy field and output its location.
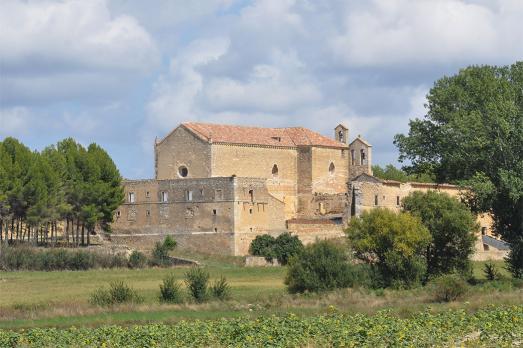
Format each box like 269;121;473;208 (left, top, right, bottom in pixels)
0;257;521;330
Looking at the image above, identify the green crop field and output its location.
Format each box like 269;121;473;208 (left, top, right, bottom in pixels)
1;305;522;347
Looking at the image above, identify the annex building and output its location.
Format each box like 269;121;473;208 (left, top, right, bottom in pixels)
111;122;507;259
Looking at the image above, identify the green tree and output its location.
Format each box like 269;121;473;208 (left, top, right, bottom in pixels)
285;240;354;293
249;234;276;261
372;164;435;183
402;191;477;277
346;209;432;288
394;62;523;277
273;232;304;265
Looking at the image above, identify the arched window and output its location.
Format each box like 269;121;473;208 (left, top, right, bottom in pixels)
338;130;344;143
360;149;366;165
329;162;335;175
272;164;279;177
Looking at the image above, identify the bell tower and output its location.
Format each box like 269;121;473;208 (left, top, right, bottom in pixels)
334;124;349;144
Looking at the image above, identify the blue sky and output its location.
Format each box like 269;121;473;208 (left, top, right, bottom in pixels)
1;0;522;179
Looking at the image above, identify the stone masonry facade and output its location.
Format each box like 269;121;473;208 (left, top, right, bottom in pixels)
111;121;505;259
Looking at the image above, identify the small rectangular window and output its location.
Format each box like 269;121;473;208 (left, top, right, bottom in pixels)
351;150;355;165
249;208;253;214
213;209;217;215
396;196;400;206
374;195;378;206
360;149;366;165
248;189;254;202
214;227;218;232
146;210;150;217
128;192;135;203
161;191;168;202
481;227;487;235
146;191;150;198
116;211;121;217
186;190;193;201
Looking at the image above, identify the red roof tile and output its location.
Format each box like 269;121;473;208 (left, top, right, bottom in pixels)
181;122;347;149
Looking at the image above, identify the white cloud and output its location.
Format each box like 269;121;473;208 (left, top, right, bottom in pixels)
0;107;31;136
330;0;523;66
0;0;160;104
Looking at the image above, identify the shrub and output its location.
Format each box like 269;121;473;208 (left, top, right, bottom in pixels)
0;246;138;271
128;250;147;269
402;191;477;277
151;236;177;267
506;240;523;279
159;273;184;304
484;262;501;281
89;281;144;306
430;274;468;302
249;234;276;261
210;276;230;300
346;209;431;289
184;267;209;303
249;233;303;265
285;240;354;293
273;233;304;265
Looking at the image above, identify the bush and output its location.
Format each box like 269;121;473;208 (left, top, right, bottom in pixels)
249;233;303;265
430;274;468;302
285;240;355;293
159;273;184;304
210;276;230;300
346;209;431;289
402;191;477;277
128;250;147;269
89;281;144;306
506;240;523;279
484;262;501;281
151;236;177;267
184;267;209;303
273;233;304;265
0;246;139;271
249;234;276;261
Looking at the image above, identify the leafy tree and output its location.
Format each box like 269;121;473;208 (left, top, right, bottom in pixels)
249;234;276;261
402;191;477;277
372;164;435;183
249;233;303;265
285;240;354;293
0;137;123;247
346;209;431;288
394;62;523;277
273;233;304;265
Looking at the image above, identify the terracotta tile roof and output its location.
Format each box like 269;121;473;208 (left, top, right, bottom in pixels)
181;122;347;149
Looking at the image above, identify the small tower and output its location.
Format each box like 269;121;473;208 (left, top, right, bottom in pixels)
349;135;373;180
334;124;349;144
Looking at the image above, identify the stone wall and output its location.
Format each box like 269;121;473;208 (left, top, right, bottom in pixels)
155;126;212;180
286;219;345;245
109;231;235;255
211;143;298;219
114;177;236;234
311;146;349;194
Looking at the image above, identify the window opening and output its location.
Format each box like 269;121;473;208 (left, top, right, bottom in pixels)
178;166;188;177
272;164;278;177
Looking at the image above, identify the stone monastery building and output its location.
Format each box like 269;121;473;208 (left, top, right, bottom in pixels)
112;122;506;259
